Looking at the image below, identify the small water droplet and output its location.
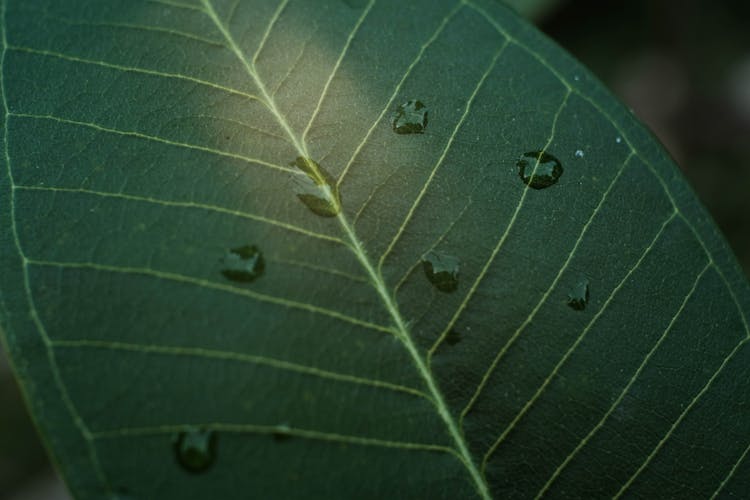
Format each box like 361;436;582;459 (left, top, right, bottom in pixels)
574;149;584;158
291;157;341;217
567;278;589;311
273;423;292;442
517;151;563;189
173;428;217;474
392;100;428;134
422;250;459;292
221;245;265;282
573;74;580;81
445;329;462;345
615;136;622;144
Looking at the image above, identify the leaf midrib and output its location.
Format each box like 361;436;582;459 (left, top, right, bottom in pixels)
198;1;491;498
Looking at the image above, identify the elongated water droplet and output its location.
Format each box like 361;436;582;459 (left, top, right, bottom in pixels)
422;251;459;292
173;428;217;474
567;278;589;311
221;245;264;282
517;151;563;189
291;157;341;217
273;423;292;442
392;100;428;134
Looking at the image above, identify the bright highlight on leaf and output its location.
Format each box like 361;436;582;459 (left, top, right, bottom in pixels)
0;0;748;499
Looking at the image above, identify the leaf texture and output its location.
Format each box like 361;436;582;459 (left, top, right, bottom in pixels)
1;0;749;498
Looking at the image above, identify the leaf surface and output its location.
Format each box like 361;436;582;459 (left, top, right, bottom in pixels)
1;0;749;498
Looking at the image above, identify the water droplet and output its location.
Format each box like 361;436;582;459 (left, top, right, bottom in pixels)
273;423;292;442
517;151;563;189
567;278;589;311
422;251;459;292
173;428;217;474
445;329;462;345
574;149;584;158
573;75;581;81
221;245;264;282
290;157;341;217
615;136;622;144
392;100;428;134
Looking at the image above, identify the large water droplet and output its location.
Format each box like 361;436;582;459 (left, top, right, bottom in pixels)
221;245;264;282
291;157;341;217
392;100;428;134
567;278;589;311
173;428;217;474
422;251;459;292
517;151;563;189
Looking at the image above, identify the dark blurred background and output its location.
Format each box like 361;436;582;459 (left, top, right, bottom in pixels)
1;1;748;498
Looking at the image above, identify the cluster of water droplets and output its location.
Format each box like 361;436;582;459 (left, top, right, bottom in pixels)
216;97;590;363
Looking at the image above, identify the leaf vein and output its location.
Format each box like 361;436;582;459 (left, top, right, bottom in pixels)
302;0;376;143
614;334;750;498
16;4;224;47
427;89;572;365
8;45;265;105
465;0;750;340
1;1;110;490
52;339;428;400
481;210;679;469
27;259;394;336
92;423;459;456
15;185;345;245
455;151;634;418
10;112;294;174
336;2;465;188
534;261;713;498
711;440;750;499
378;39;510;271
251;0;289;65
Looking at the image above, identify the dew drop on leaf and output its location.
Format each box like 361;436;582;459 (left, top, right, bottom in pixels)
517;151;563;189
567;278;590;311
173;428;217;474
290;157;341;217
392;100;428;134
273;423;292;442
422;250;460;292
574;149;584;158
221;245;265;283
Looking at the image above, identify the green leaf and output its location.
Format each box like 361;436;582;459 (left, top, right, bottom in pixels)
499;0;562;21
1;0;749;498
